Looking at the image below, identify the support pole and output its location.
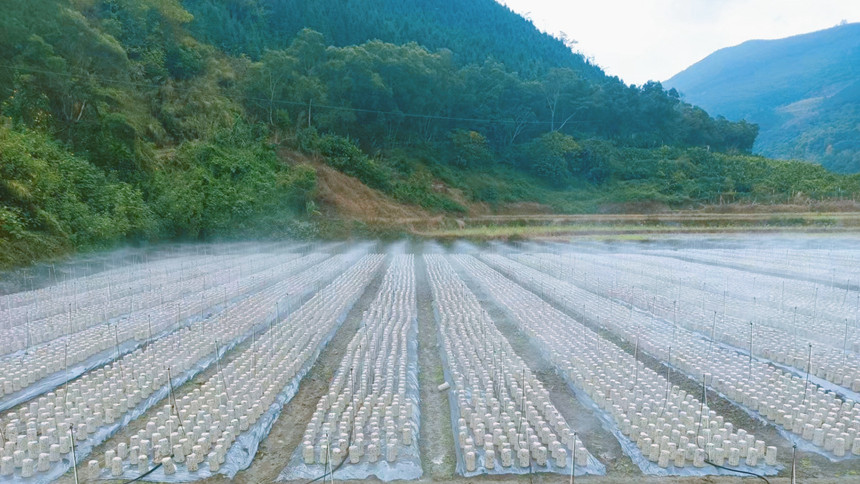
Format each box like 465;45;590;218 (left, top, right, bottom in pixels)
70;425;79;484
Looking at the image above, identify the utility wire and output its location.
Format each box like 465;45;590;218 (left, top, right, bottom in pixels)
0;63;594;127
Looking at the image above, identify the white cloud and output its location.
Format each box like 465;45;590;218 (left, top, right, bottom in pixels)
497;0;860;85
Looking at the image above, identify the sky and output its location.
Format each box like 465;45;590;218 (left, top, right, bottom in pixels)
497;0;860;86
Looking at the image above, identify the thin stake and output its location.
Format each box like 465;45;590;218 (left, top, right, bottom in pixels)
167;367;188;436
694;375;706;450
709;311;717;359
660;347;671;419
115;324;123;381
25;311;31;354
633;335;640;389
802;343;812;406
793;307;798;352
521;367;526;434
70;425;79;484
791;443;797;484
748;322;753;382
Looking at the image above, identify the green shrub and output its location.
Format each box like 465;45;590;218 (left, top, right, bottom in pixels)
449;129;492;168
0;123;156;258
314;134;391;191
148;119;316;238
166;43;204;79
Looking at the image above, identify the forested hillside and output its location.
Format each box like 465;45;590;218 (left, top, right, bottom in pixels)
666;23;860;173
183;0;758;150
1;0;858;268
184;0;604;79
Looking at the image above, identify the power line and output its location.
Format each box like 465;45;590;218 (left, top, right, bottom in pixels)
0;62;592;127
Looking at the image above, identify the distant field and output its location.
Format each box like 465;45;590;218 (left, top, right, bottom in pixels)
414;211;860;239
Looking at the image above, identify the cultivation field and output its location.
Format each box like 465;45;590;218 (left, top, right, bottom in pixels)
0;237;858;483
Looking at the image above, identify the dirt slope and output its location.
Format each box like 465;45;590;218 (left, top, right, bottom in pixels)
314;163;434;221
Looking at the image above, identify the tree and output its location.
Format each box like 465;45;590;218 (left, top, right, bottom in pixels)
288;28;327;75
539;68;586;132
245;34;329;131
246;50;298;127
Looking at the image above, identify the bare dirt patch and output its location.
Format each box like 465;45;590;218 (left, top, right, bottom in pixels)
314;163;433;221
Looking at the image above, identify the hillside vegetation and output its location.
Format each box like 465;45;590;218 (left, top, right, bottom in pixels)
666;22;860;173
1;0;859;268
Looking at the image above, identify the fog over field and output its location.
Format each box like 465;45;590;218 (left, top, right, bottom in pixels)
0;236;858;483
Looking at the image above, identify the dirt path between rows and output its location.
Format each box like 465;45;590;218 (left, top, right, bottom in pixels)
415;254;457;479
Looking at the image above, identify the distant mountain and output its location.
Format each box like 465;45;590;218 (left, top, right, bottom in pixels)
666;23;860;173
